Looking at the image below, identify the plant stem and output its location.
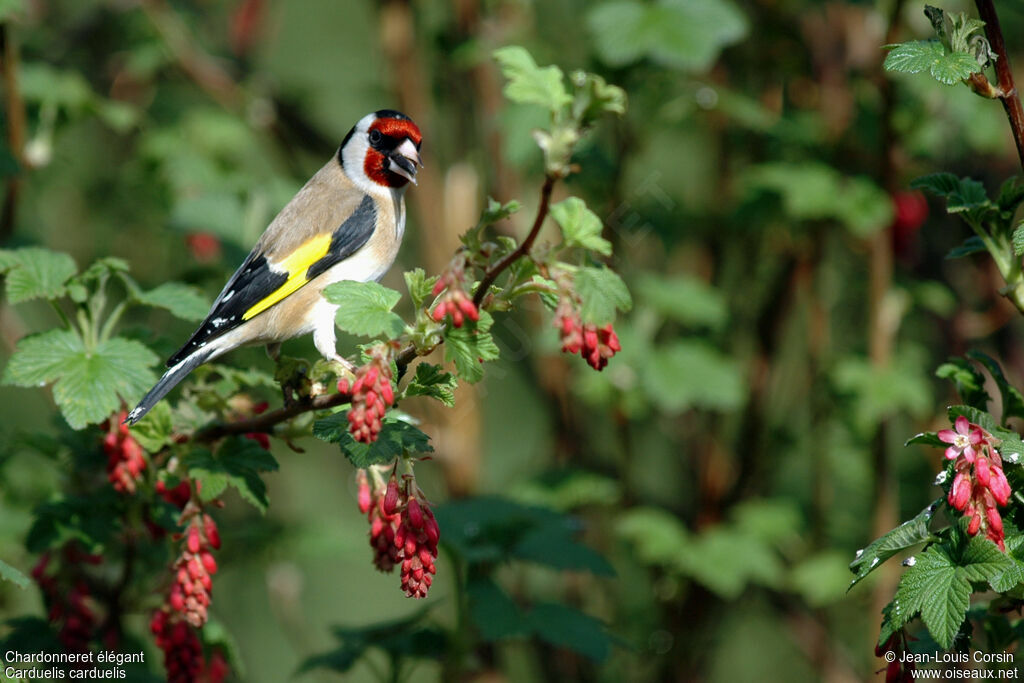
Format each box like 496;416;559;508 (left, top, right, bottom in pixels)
471;174;556;308
0;23;26;243
975;0;1024;171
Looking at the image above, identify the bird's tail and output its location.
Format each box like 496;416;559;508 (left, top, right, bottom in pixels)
125;349;213;425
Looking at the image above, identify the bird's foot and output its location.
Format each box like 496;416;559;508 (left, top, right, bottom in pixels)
274;356;312;407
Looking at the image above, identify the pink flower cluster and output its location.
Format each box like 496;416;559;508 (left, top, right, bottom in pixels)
32;548;102;654
939;416;1012;551
431;261;479;328
357;469;440;598
103;411;146;493
338;349;395;444
165;513;221;629
150;611;230;683
555;306;621;371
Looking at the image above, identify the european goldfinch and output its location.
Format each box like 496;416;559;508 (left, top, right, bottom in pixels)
126;110;422;425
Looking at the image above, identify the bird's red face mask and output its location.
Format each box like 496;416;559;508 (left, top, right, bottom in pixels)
365;116;423;188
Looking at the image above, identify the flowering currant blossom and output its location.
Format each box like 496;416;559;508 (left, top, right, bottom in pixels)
338;346;395;444
939;417;1012;550
431;256;479;328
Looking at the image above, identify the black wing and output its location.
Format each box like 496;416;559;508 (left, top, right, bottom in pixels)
167;194;377;366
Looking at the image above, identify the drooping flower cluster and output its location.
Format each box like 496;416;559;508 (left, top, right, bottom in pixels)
939;416;1012;550
103;410;146;493
431;258;479;327
32;548;102;654
159;504;221;630
357;468;440;598
338;347;395;444
149;612;231;683
554;299;621;371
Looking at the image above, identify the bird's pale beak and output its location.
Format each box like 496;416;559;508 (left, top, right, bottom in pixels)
388;138;422;185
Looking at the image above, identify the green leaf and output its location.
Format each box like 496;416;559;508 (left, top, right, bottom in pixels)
911;172;963;198
404;268;438;310
935;357;991;410
588;0;748;73
570;71;628;125
884;40;977;85
26;493;121;553
183;438;279;513
947;236;988;260
324;280;405;339
529;602;611;661
884;40;946;75
0;247;78;303
313;414;433;468
0;559;30;589
968;351;1024;423
444;310;500;383
2;330;158;429
131;282;210;321
513;525;615;576
550;197;612;256
404;362;458;407
1013;223;1024;257
468;577;530;641
493;46;571;113
635;273;727;331
849;500;939;588
299;607;441;675
959;535;1014;586
948;404;998;432
905;432;944;448
998;177;1024;215
641;340;744;412
575;266;632;325
480;197;522;225
918;553;971;650
129;400;174;452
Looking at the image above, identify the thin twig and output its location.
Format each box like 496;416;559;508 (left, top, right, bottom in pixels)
975;0;1024;171
190;174;559;441
472;174;556;308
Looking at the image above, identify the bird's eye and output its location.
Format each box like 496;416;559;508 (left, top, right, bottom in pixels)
369;130;383;145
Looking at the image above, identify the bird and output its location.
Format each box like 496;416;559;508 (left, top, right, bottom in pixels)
126;109;422;425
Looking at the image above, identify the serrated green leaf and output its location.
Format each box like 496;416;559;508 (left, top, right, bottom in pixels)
911;172;963;198
26;493;121;553
935;358;991;410
444;310;500;383
1014;224;1024;256
131;282;211;321
550;197;612;256
998;177;1024;214
849;500;939;588
493;46;571;113
129;400;174;452
967;351;1024;423
947;236;988;260
0;559;30;589
2;330;158;429
0;247;77;303
570;71;628;125
948;404;998;432
404;362;458;407
959;535;1013;585
325;280;405;339
313;414;433;468
575;266;632;325
183;439;279;512
404;268;438;310
930;50;981;85
480;197;522;225
920;562;970;649
884;40;946;74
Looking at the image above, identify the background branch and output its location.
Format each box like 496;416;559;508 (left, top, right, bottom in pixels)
975;0;1024;171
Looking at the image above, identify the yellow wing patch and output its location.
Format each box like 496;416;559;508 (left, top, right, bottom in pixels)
242;233;332;320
